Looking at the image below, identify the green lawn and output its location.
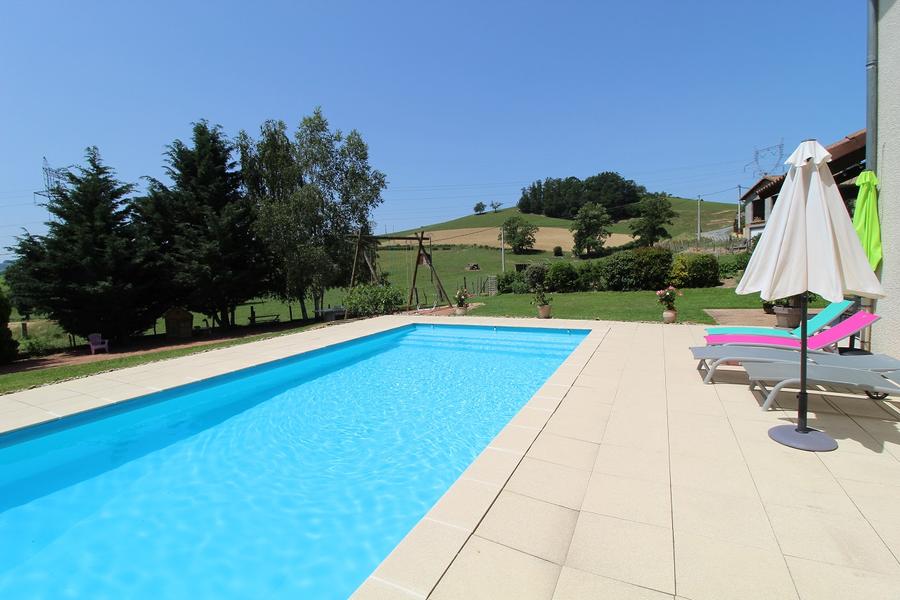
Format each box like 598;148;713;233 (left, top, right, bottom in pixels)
0;322;321;395
378;244;568;301
470;288;784;324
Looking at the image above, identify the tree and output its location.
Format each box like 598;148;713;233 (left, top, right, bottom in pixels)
0;285;18;363
499;216;538;254
490;201;502;213
570;202;612;257
6;148;167;340
239;109;386;316
136;121;268;328
473;201;486;214
630;194;678;246
292;108;386;312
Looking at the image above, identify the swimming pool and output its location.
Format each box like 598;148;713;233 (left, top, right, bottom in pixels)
0;323;587;599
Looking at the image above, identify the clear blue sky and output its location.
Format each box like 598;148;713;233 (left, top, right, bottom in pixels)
0;0;865;256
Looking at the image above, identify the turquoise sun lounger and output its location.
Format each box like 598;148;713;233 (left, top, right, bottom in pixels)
705;299;853;339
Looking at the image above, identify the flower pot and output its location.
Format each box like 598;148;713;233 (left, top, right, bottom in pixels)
454;306;467;316
662;309;677;324
537;304;552;319
773;306;801;328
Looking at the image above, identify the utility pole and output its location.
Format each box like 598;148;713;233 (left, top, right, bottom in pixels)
696;196;703;242
500;228;506;272
736;184;743;237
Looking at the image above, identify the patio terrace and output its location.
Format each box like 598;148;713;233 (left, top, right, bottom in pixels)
2;316;899;599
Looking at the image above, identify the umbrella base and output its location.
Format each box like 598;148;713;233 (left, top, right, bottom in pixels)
768;424;838;452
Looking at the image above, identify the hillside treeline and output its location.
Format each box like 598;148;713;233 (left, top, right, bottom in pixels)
517;171;645;221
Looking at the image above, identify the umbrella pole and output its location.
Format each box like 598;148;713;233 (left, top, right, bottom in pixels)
797;294;809;433
768;293;838;452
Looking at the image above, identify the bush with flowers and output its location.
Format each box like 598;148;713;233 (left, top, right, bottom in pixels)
453;288;469;308
656;286;682;311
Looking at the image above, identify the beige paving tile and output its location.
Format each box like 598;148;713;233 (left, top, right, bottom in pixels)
601;409;669;452
526;395;564;412
475;491;578;564
426;478;501;532
350;577;423;599
488;425;540;454
669;452;757;498
786;556;900;600
526;432;599;471
674;531;798;600
565;512;674;594
535;383;571;401
667;412;744;462
552;566;674;600
671;485;778;550
543;408;609;443
0;402;56;432
581;472;671;528
766;503;900;575
31;394;115;417
505;457;590;510
593;444;670;484
460;448;523;486
506;406;553;430
819;451;900;486
430;536;560;600
372;519;470;597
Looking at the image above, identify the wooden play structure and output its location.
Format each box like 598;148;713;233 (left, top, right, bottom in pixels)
349;231;453;309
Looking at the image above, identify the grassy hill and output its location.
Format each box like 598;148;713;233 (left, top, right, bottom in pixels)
392;198;736;240
392;208;572;235
610;197;737;239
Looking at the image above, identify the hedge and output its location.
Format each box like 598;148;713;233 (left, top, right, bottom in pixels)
669;253;720;288
344;284;405;317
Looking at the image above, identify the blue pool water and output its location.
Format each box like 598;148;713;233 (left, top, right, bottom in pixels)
0;324;587;599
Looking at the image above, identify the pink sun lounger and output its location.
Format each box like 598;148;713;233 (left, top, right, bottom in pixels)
705;310;880;351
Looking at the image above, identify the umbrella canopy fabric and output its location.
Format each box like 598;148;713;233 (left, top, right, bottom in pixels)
853;170;883;272
736;140;885;303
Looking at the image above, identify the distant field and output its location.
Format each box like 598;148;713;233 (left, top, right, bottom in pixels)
394;199;737;244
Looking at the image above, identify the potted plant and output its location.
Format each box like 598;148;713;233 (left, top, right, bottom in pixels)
656;286;681;323
761;300;776;315
532;286;552;318
453;288;469;316
772;293;818;328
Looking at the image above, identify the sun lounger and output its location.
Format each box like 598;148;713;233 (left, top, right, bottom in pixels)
691;345;900;383
705;299;853;339
743;361;900;410
704;311;879;351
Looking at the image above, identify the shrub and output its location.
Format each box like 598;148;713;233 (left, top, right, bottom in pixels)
598;251;640;291
524;263;548;291
553;245;563;257
509;280;529;294
594;247;672;291
632;247;673;291
576;260;605;291
0;287;18;363
545;262;580;292
497;270;525;294
717;252;751;279
669;253;720;288
343;284;404;317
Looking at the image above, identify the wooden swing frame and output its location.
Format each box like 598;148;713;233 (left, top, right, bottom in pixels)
349;231;453;309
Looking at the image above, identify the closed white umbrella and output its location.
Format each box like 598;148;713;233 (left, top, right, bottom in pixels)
736;139;885;451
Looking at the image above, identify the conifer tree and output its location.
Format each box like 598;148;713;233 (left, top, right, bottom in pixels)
6;148;166;340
